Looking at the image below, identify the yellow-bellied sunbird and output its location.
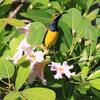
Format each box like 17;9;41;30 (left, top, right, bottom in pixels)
44;13;63;48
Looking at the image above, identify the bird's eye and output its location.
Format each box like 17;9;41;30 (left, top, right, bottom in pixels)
52;13;60;20
54;13;60;17
55;14;58;16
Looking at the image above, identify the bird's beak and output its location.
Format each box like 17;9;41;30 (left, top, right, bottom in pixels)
52;12;68;21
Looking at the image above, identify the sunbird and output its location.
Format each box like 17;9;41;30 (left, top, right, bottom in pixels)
44;13;63;48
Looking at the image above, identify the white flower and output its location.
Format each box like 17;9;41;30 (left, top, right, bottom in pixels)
49;61;75;79
28;62;47;85
12;37;31;64
33;51;44;62
17;38;30;51
29;50;45;73
12;35;47;85
12;35;46;85
28;50;48;85
25;48;45;85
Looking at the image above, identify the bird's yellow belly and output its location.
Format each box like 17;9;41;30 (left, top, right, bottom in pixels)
45;30;58;48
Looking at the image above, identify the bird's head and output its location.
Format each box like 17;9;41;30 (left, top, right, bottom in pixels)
49;13;65;31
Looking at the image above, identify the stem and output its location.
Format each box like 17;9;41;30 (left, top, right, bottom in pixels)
69;38;77;56
62;86;66;100
12;84;16;92
62;78;67;100
6;66;11;90
67;56;81;61
78;59;88;64
9;0;26;18
0;86;5;91
83;10;88;17
20;93;27;100
0;80;10;86
89;61;98;73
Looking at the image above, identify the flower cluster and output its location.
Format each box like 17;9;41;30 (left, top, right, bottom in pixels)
12;37;47;84
12;23;75;85
49;61;75;79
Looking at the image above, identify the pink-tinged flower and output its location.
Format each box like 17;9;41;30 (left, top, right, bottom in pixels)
33;51;44;62
12;37;31;64
17;38;30;51
27;50;47;85
49;61;75;79
12;36;48;85
17;23;31;37
27;50;45;67
28;60;49;85
24;47;49;85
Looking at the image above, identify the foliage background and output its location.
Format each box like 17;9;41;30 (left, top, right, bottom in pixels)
0;0;100;100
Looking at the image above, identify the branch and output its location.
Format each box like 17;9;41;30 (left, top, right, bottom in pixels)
9;0;26;18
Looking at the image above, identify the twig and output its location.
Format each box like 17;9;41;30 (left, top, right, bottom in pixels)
67;56;81;61
0;80;10;86
0;86;5;91
9;0;26;18
21;19;31;23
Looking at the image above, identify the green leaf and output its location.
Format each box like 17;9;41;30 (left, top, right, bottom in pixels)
81;66;89;81
3;18;25;27
0;0;12;16
75;0;87;9
9;34;25;56
57;0;69;5
84;25;98;56
31;0;49;6
3;50;12;59
60;41;69;55
0;57;14;79
50;83;63;88
4;88;56;100
86;0;95;9
61;8;82;31
95;47;100;58
69;18;90;55
76;18;91;36
77;84;90;94
86;9;99;21
0;19;6;29
15;66;30;91
69;96;75;100
95;66;100;71
91;88;100;98
17;55;28;65
4;92;20;100
58;21;72;49
88;70;100;80
20;10;52;24
89;78;100;90
88;70;100;90
60;9;89;55
79;49;88;68
0;28;4;46
22;88;56;100
2;27;19;45
51;1;63;13
27;22;47;46
96;18;100;28
0;27;5;52
80;95;100;100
